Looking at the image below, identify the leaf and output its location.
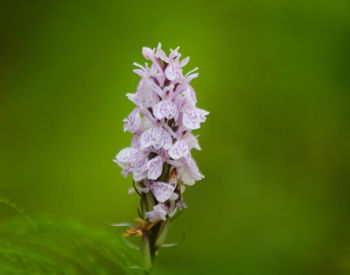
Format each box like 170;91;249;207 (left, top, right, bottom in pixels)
133;180;141;196
0;198;34;228
161;227;186;248
110;222;135;228
140;232;152;272
0;217;149;274
121;236;140;251
154;220;169;248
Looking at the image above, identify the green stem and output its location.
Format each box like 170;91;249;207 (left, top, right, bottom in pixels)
139;163;171;272
141;231;152;272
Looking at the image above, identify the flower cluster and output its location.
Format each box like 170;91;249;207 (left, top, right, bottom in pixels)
114;43;208;223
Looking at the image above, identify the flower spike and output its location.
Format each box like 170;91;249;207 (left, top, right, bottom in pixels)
114;43;208;271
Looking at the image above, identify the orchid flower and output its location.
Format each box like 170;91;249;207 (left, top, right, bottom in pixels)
114;43;208;271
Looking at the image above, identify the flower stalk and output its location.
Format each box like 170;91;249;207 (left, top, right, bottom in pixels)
114;43;208;271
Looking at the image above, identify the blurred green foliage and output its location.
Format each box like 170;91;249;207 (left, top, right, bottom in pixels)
1;0;350;274
0;216;141;274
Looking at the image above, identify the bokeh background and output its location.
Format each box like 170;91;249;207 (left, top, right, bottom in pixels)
1;0;350;274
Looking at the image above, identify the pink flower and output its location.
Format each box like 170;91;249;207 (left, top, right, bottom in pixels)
168;140;190;160
145;204;168;222
182;108;209;130
147;156;164;180
151;181;176;203
114;147;148;181
114;43;208;221
153;100;178;120
123;108;141;134
140;126;172;150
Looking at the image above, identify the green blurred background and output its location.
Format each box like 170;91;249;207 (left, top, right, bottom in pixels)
1;0;350;274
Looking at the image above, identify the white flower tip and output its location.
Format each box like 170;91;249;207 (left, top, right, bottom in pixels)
142;47;153;59
133;62;144;69
180;56;190;67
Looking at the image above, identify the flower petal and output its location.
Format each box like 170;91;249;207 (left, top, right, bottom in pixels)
123;108;141;134
185;157;204;181
153;100;178;120
142;47;154;60
163;131;173;150
140;128;153;149
169;140;190;160
184;133;201;150
180;172;196;186
133;69;145;78
184;86;197;106
147;156;164;180
186;72;199;83
145;204;168;222
135;79;160;108
180;56;190;67
115;147;148;180
156;43;168;62
176;157;204;186
182;108;209;130
151;182;176;203
133;166;147;181
115;147;139;165
140;127;172;150
165;63;182;81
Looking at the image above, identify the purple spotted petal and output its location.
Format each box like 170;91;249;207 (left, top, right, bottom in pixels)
147;156;164;180
165;63;182;81
140;127;163;150
151;182;176;203
145;203;168;222
152;127;170;150
133;166;147;181
135;79;160;108
163;132;173;150
131;136;141;149
153;100;178;120
132;154;148;181
169;140;190;160
182;108;209;130
184;86;197;106
123;108;141;133
115;147;139;167
140;126;172;150
115;147;148;180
